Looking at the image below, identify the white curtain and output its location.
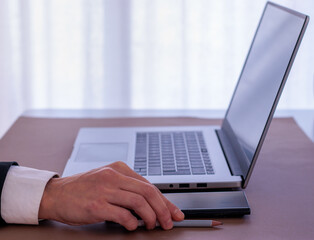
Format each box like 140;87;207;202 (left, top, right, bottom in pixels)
0;0;313;136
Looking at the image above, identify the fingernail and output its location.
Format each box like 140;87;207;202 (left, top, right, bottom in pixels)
174;208;185;219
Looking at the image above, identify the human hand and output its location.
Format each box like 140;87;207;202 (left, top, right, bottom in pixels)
38;161;184;230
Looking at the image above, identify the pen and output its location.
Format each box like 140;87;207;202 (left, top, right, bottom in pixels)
138;220;223;228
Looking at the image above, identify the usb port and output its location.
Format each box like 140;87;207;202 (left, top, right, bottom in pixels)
179;183;190;188
197;183;207;188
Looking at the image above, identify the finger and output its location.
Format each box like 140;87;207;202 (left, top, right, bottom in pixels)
108;162;184;221
107;189;157;230
117;174;173;230
104;204;139;231
160;195;185;221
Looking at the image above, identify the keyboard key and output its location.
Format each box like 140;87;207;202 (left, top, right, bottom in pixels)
192;168;206;175
148;167;161;175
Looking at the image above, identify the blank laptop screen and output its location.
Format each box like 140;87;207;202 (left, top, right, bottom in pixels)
222;3;307;180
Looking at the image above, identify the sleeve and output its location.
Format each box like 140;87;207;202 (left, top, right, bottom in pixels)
0;162;18;224
0;164;58;225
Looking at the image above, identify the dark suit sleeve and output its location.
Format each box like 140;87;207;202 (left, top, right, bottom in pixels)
0;162;18;224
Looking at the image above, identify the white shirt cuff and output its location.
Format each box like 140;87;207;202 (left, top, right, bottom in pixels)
1;166;58;224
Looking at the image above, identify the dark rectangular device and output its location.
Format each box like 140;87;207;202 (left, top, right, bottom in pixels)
164;191;250;218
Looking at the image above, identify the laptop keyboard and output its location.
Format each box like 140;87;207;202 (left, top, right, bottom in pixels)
134;131;214;176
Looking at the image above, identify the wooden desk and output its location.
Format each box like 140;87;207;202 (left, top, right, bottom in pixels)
0;116;313;239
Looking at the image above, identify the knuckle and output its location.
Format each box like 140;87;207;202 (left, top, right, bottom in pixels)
112;161;128;169
85;200;99;213
130;195;146;209
119;210;133;223
116;211;137;230
143;184;156;198
158;206;171;221
101;167;118;179
84;200;104;220
145;212;157;228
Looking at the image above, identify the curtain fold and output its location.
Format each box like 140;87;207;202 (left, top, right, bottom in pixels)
0;0;313;136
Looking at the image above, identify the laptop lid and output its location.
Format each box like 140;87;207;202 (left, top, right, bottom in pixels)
217;2;309;188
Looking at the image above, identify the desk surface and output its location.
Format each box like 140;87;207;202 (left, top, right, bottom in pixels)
0;116;314;240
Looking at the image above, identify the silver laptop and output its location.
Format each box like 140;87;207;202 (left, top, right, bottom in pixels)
63;2;309;190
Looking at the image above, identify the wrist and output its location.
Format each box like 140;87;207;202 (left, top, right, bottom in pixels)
38;177;58;221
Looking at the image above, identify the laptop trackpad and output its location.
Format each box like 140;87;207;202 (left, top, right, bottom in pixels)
75;143;129;163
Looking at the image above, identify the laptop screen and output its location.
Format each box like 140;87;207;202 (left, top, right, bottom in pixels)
221;2;308;187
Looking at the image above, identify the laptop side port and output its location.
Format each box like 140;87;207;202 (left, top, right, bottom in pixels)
197;183;207;188
179;183;190;188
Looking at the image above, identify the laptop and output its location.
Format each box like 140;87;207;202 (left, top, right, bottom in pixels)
63;2;309;190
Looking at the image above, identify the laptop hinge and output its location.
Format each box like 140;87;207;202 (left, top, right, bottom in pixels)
216;129;247;178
